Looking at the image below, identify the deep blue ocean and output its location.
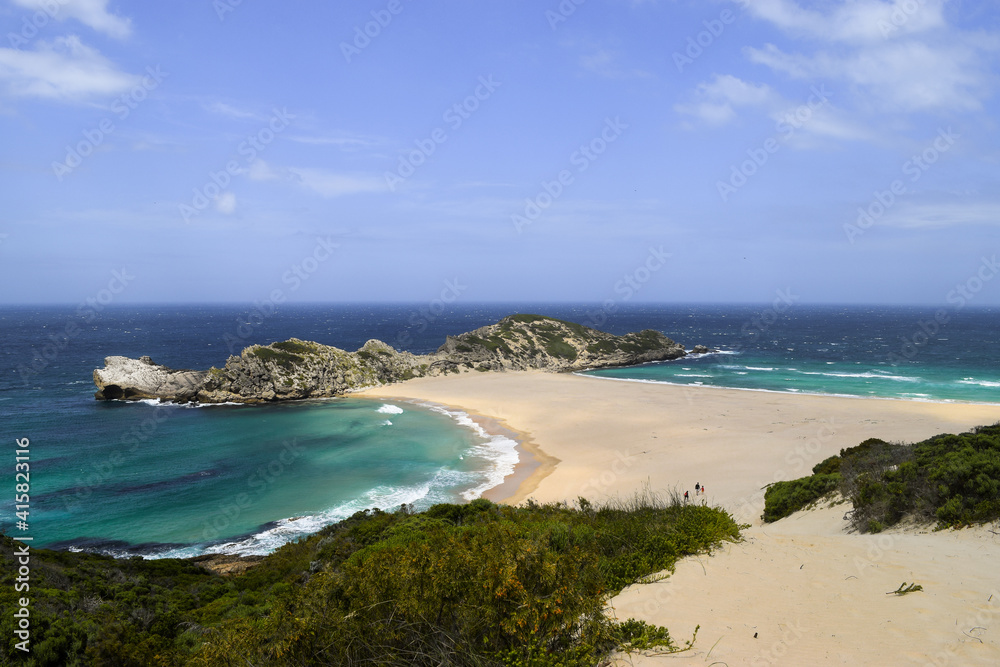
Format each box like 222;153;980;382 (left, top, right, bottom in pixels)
1;303;998;558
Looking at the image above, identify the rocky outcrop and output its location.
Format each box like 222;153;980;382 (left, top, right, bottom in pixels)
93;356;208;401
93;314;703;404
435;314;688;372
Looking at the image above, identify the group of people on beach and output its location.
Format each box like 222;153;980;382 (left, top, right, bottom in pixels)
683;482;705;502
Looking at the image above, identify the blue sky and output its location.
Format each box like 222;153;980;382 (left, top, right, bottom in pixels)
1;0;998;305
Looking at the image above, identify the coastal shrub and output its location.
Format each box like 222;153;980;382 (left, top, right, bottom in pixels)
271;340;314;354
811;454;842;475
762;473;841;523
543;338;578;361
1;493;740;665
194;494;738;665
250;347;304;370
760;423;1000;533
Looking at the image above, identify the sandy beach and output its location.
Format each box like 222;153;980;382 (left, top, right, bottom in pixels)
359;371;1000;665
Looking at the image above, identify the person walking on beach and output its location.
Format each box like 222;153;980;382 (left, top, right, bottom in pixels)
684;490;689;502
695;482;700;495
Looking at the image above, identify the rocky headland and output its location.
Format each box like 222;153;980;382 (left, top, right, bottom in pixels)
93;314;707;404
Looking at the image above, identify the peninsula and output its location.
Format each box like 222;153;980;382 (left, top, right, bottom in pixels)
92;314;707;403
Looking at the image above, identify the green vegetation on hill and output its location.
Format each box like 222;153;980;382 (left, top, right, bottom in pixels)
248;347;304;370
1;494;740;666
762;423;1000;532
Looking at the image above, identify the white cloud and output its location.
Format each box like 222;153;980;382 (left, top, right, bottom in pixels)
215;191;237;215
205;102;261;120
675;74;774;125
579;48;651;79
879;201;1000;229
745;0;947;44
742;0;992;114
0;36;141;101
747;41;986;113
248;160;385;197
287;133;384;150
11;0;132;39
288;168;386;198
677;74;873;145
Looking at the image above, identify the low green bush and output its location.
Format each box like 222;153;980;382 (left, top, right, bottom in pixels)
1;492;740;666
762;474;841;523
761;423;1000;532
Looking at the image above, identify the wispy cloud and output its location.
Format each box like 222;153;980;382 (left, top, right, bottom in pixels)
215;191;237;215
0;36;141;102
746;41;988;113
204;101;262;120
11;0;132;39
579;48;651;79
880;201;1000;229
675;74;774;125
744;0;948;43
742;0;994;114
287;132;384;150
248;160;385;197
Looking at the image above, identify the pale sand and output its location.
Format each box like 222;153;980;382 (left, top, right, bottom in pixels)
358;371;1000;665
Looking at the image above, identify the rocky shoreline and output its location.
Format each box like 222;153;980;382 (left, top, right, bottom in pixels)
94;314;709;404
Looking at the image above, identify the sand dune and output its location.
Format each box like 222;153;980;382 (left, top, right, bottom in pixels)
358;371;1000;665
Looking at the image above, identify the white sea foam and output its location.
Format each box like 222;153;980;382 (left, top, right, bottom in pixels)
197;481;439;557
381;419;393;426
151;400;523;559
798;371;920;382
745;366;776;371
958;379;1000;388
422;403;519;501
675;373;713;378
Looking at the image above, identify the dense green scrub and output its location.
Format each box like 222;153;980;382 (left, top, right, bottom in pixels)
763;423;1000;533
1;493;740;666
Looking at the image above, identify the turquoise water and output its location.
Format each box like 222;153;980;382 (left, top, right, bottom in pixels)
2;303;997;558
582;305;1000;404
4;391;517;557
584;354;1000;403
